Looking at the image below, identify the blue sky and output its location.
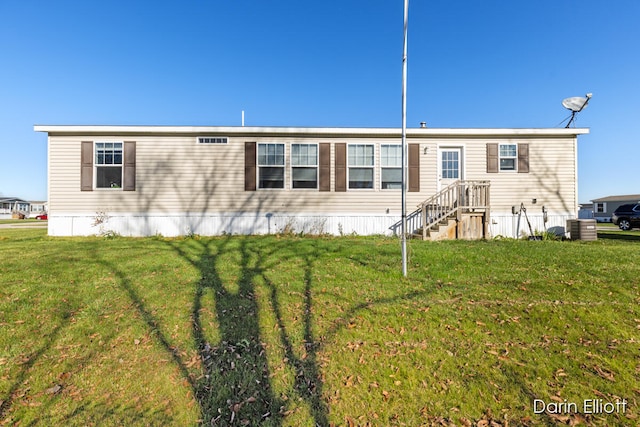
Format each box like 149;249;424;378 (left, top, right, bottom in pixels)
1;0;638;203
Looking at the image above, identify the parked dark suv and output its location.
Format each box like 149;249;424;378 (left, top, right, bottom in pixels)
611;203;640;230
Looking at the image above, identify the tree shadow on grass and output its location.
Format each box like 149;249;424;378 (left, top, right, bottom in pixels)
173;236;333;426
188;238;285;426
91;235;331;426
262;239;329;426
91;235;444;426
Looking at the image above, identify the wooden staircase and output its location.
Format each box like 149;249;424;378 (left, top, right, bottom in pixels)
410;180;491;241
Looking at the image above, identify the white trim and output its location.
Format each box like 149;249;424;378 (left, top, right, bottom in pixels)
498;143;518;172
290;143;319;190
257;142;286;190
94;141;124;190
380;143;402;191
34;125;590;138
573;138;579;216
346;143;375;190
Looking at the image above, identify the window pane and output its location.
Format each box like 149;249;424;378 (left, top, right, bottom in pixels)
348;167;373;189
381;145;401;167
500;145;516;157
347;145;356;165
291;144;317;166
258;167;284;188
348;144;374;166
258;143;284;166
95;142;122;165
292;167;317;189
500;158;515;170
441;151;459;178
96;166;122;188
382;168;402;189
292;167;316;181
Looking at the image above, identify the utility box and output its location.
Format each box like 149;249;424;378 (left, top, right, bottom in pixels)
567;219;597;241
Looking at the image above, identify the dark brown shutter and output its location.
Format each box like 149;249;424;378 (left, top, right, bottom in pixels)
244;142;257;191
408;143;420;192
123;141;136;191
518;143;529;173
486;143;498;173
335;143;346;192
319;143;330;191
81;141;93;191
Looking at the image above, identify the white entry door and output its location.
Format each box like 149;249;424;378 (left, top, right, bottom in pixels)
438;147;463;190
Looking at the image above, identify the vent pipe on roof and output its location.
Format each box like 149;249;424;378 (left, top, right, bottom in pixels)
420;121;427;128
241;110;245;127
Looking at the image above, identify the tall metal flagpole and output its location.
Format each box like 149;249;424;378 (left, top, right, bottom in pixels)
401;0;409;277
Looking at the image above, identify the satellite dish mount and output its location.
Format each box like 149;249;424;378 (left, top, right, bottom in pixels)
562;93;592;128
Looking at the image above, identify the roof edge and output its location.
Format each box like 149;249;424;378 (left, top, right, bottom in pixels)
34;125;590;138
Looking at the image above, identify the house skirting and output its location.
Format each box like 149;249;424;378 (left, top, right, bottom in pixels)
490;213;576;239
47;212;575;239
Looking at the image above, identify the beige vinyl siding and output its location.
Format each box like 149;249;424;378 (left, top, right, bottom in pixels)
464;138;577;214
47;132;578;218
49;136;418;216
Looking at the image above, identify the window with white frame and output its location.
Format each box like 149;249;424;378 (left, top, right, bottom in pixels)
595;203;606;213
95;142;123;188
258;143;285;189
441;150;460;179
291;144;318;189
381;145;402;189
348;144;374;189
499;144;517;171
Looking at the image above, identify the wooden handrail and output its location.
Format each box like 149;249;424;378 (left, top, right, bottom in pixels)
419;180;490;238
388;180;491;238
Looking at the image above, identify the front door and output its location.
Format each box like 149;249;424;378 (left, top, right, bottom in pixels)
438;147;463;190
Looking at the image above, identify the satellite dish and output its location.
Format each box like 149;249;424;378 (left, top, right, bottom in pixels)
562;93;592;127
562;95;591;112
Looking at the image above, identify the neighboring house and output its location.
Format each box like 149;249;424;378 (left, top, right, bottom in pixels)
34;125;589;238
0;197;30;219
30;201;48;216
578;203;594;219
591;194;640;222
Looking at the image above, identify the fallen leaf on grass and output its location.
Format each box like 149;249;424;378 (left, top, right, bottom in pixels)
593;365;615;381
555;368;568;378
45;384;62;395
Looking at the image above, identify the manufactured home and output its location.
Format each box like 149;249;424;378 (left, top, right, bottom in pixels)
0;197;30;219
34;125;588;239
590;194;640;222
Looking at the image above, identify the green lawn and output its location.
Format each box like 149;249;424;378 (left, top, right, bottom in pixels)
0;219;45;225
1;229;639;426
